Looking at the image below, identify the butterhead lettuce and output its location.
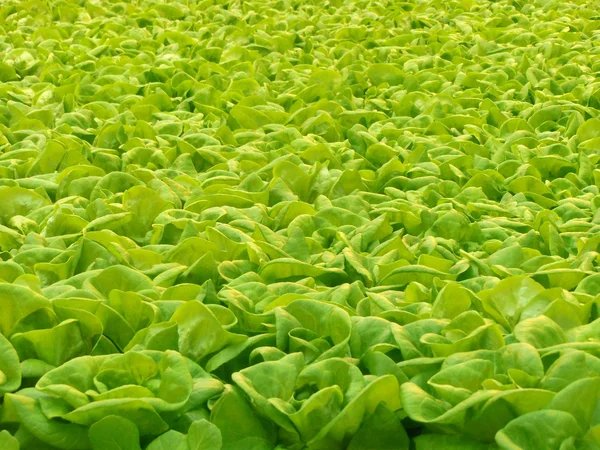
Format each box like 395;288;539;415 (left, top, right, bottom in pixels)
1;0;600;448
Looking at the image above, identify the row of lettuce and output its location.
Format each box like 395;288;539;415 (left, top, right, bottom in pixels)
1;266;600;449
2;0;600;448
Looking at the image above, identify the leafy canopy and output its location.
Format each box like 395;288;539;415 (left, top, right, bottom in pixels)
1;0;600;448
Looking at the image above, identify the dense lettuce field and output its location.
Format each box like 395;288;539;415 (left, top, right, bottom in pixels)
1;0;600;448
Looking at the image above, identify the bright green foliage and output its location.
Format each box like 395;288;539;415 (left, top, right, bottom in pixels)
0;0;600;448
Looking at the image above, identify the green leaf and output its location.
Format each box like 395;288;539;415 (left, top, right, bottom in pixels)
307;375;402;450
170;301;247;363
495;410;580;450
63;399;169;436
89;415;142;450
0;332;21;395
367;64;404;86
5;391;91;449
513;316;568;349
577;119;600;142
480;276;545;329
0;187;50;225
188;419;222;450
547;377;600;430
146;431;189;450
88;266;154;298
11;319;88;367
0;283;51;337
431;283;472;319
0;430;19;450
210;385;275;450
122;186;172;242
346;403;409;450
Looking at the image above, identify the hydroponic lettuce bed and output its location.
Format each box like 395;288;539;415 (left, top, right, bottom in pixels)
0;0;599;449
